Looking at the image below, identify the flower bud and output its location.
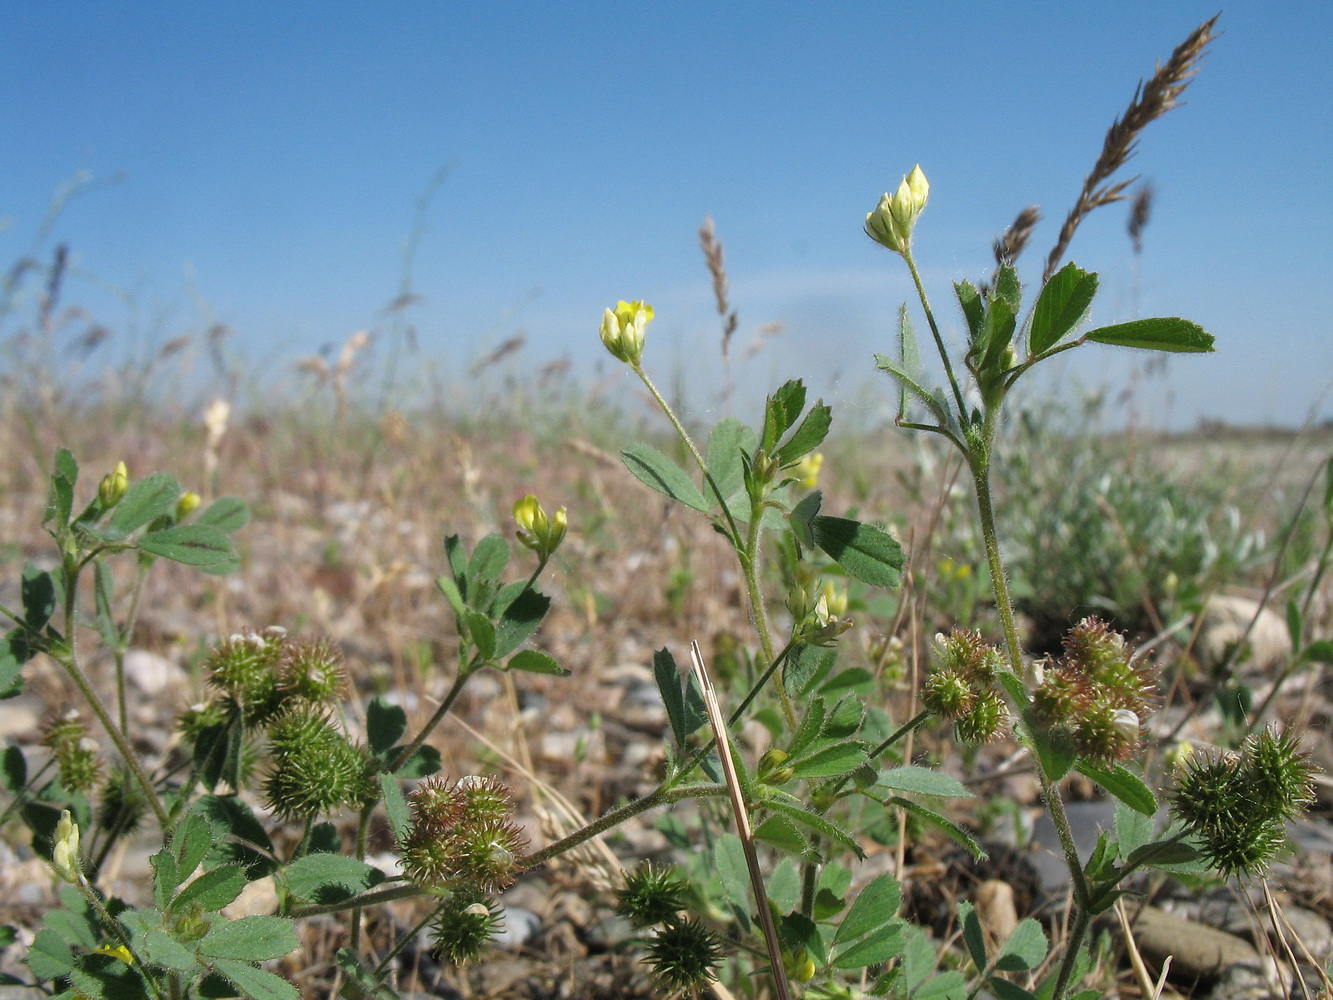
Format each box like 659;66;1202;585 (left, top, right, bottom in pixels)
176;491;201;520
599;299;653;366
98;461;129;508
513;494;568;560
865;165;929;255
51;810;81;883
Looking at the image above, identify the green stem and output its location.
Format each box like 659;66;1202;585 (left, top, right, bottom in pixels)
58;562;170;830
903;249;968;418
1051;905;1091;999
388;665;472;775
524;783;726;869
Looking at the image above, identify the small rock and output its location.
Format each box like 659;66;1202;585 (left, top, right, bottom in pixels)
123;649;184;697
1131;905;1262;985
493;905;541;949
1196;595;1290;674
0;696;41;741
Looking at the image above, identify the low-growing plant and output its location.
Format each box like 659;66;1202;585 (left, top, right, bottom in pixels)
1;12;1323;1000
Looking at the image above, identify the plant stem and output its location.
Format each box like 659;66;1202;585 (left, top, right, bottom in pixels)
524;783;726;869
59;563;169;830
903;250;968;418
388;665;472;775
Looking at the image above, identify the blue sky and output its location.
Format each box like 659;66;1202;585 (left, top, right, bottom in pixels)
3;2;1330;428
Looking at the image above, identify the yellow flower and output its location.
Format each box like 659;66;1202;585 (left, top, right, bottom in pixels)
792;452;823;489
599;300;653;365
865;164;929;255
176;491;202;520
52;809;81;883
513;495;567;559
98;461;129;508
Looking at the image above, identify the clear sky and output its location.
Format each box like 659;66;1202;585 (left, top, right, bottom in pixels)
3;2;1330;428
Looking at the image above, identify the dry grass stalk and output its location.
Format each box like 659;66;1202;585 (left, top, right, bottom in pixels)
700;216;741;406
994;205;1042;271
1128;184;1154;255
1044;14;1219;280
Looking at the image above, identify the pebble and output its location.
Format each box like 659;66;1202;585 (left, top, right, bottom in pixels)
123;649;183;697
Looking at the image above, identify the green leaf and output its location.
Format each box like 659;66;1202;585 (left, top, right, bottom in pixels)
69;952;151;1000
752;814;809;854
790;741;870;780
776;401;832;467
139;524;238;572
336;947;400;1000
197;497;250;534
108;472;182;537
0;645;21;699
379;773;410;841
878;766;972;799
874;354;950;427
1029;726;1076;783
915;971;968;999
995;918;1047;971
831;921;905;970
993;265;1022;314
392;744;441;778
959;900;987;971
197;795;275;857
491;584;551;658
1075;761;1156;816
706;417;757;509
21;565;56;631
765;798;865;859
151;848;181;910
621;444;709;512
198;915;298;962
834;874;901;946
767;858;802;912
713;834;752;929
977;294;1017;373
890;798;985;859
788;697;827;758
27;927;75;979
1;744;26;791
1028;263;1098;355
655;648;706;745
788;490;822;549
463;610;495;660
954;281;984;341
1300;639;1333;665
283;854;384;904
1124;838;1201;869
122;909;200;973
507;649;569;676
366;698;407;754
1084;317;1214;353
46;448;79;528
173;864;248;912
1114;799;1153;861
763;380;807;451
811;516;903;588
468;534;509;587
988;979;1039;1000
173;812;215;881
435;573;466;619
207;957;299;1000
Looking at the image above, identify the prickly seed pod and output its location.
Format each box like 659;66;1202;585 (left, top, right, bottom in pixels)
933;628;1004;684
921;669;976;721
41;711;102;794
279;636;347;704
400;776;528;892
264;704;371;820
617;863;691;928
643;918;725;994
206;627;288;724
1070;703;1140;763
1240;728;1317;821
431;892;502;966
953;689;1009;743
1030;665;1093;727
97;764;148;836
